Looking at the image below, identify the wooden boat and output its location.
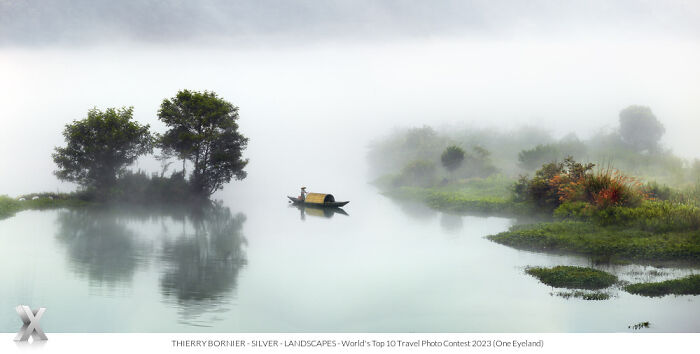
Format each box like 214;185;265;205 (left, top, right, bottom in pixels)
287;193;349;207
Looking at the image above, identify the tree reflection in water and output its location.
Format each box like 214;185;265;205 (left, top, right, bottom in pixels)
55;209;146;287
159;202;247;326
55;202;247;326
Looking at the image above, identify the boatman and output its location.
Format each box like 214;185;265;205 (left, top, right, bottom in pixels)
300;186;308;201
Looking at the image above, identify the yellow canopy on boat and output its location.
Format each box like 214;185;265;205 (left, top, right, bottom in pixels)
304;193;335;204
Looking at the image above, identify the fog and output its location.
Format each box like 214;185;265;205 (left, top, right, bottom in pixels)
3;1;700;334
1;0;700;196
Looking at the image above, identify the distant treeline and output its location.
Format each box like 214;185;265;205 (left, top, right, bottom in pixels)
51;89;248;203
368;105;699;187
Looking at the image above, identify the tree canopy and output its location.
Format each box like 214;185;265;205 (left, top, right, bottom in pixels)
619;105;665;152
441;145;465;173
158;90;249;196
53;107;152;192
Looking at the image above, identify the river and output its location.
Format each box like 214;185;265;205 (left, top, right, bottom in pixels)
1;175;698;332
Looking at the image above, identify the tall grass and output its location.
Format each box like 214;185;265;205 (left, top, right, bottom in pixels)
582;166;646;208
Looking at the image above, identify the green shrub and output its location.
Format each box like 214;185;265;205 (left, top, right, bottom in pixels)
643;181;672;201
553;201;594;220
441;145;465;173
511;157;594;211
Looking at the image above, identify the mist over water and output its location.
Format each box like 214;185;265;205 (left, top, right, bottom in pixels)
1;0;700;333
2;38;700;195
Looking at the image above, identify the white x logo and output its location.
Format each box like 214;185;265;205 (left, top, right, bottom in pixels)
14;305;47;341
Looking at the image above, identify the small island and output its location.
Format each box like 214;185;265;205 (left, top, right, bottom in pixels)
369;105;700;295
1;89;249;219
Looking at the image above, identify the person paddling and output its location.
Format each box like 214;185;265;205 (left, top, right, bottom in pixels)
300;187;308;201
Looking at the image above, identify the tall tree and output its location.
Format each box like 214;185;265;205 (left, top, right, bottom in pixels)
158;90;249;196
619;105;665;152
53;107;152;193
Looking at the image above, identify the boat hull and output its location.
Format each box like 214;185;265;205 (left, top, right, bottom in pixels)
287;196;349;207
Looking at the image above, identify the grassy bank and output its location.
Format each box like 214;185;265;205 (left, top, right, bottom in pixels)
526;266;618;290
382;176;535;217
0;195;23;219
624;274;700;297
0;193;91;220
555;200;700;233
488;221;700;264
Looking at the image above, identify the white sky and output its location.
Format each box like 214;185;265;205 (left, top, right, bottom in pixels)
1;1;699;195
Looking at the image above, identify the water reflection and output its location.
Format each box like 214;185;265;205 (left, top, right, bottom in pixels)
158;203;247;325
55;209;145;286
160;204;247;301
55;203;247;325
291;204;349;220
440;213;464;233
389;199;437;220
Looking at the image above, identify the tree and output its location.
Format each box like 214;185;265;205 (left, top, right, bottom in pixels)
158;90;249;196
619;105;665;152
441;145;465;173
53;107;152;193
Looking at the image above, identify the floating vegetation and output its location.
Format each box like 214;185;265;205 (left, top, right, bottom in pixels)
526;266;618;290
552;290;611;300
628;321;650;330
624;274;700;297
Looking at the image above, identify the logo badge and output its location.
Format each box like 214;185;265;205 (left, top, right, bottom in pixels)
14;305;47;341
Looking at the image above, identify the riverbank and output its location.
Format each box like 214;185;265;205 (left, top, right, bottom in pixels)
488;221;700;264
0;194;91;220
380;176;537;217
378;171;700;266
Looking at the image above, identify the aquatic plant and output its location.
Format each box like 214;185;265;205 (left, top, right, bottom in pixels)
552;290;611;300
628;321;650;330
624;274;700;297
526;266;618;290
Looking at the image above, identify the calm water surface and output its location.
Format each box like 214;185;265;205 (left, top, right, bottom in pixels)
1;181;698;332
